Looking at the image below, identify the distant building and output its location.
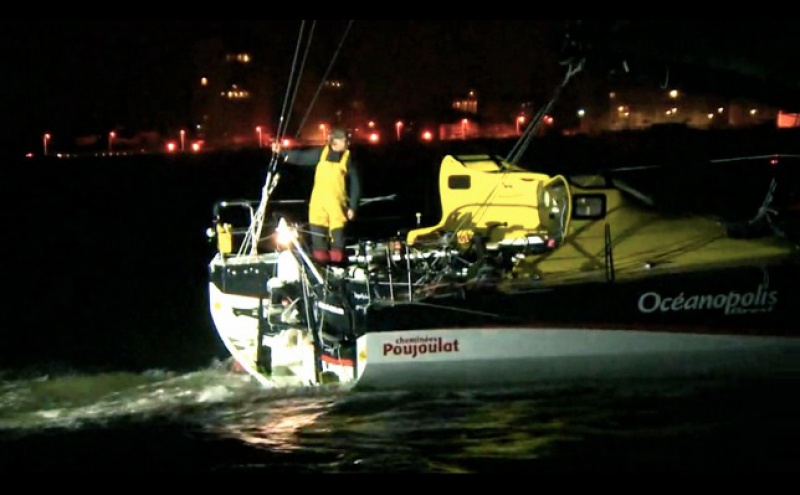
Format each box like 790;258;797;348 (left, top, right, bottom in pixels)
186;39;789;150
563;84;780;136
190;39;273;149
188;38;363;149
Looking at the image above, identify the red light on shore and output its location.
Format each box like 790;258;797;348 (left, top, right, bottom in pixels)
368;132;380;144
421;131;434;142
166;142;177;153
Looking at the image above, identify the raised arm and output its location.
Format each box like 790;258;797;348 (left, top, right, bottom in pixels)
272;143;323;167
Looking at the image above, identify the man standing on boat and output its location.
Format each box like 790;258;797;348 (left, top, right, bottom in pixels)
272;128;362;266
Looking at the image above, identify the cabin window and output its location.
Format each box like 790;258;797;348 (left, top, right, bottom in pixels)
573;195;606;219
448;175;472;190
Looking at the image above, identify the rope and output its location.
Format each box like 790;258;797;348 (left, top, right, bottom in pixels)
240;21;312;257
296;20;355;138
506;58;585;165
241;21;355;257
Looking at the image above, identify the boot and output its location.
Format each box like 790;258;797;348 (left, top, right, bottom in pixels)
313;250;330;265
329;248;346;265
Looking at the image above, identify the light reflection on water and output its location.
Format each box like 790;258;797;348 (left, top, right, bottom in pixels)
0;366;797;473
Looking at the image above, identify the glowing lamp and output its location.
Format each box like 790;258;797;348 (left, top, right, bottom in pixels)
275;218;297;249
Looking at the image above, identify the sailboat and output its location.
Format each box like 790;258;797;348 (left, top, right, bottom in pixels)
206;21;800;391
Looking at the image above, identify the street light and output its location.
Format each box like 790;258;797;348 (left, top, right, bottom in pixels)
256;126;263;148
180;130;186;152
395;121;404;141
43;133;50;156
109;131;116;153
516;115;526;135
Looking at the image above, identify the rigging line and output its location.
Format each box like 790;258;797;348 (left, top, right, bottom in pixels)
507;59;585;165
266;21;316;182
442;60;586;253
247;20;351;256
443;173;515;249
296;20;355;137
511;60;584;164
465;156;541;232
711;154;800;164
245;20;312;256
283;20;318;140
275;20;311;143
385;301;505;319
506;91;550;163
443;61;584;253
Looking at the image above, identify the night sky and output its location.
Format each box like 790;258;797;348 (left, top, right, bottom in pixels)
4;20;799;155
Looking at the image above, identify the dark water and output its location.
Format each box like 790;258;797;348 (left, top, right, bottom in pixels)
2;131;799;473
1;371;797;473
